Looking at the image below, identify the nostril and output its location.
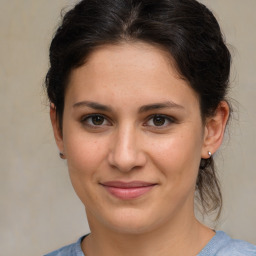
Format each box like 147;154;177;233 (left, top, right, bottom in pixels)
107;127;147;172
107;146;147;172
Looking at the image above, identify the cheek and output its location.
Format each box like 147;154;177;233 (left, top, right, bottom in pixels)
63;133;108;206
147;130;202;183
63;130;108;178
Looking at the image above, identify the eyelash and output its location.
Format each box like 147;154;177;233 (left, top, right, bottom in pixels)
144;114;176;128
81;114;111;128
80;114;176;129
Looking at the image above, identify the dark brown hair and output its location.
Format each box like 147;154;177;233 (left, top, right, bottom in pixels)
45;0;231;218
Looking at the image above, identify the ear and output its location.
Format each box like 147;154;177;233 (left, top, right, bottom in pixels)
50;103;65;158
201;101;230;158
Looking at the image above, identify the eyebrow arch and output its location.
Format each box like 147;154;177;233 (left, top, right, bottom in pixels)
73;100;184;113
73;101;113;112
138;101;184;113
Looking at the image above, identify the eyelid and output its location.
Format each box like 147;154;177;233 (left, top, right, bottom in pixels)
144;114;176;128
80;113;176;129
81;113;112;127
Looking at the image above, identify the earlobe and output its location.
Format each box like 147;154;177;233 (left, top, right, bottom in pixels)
50;103;65;156
201;101;230;159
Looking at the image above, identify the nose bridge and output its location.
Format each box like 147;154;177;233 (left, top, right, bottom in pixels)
108;122;145;172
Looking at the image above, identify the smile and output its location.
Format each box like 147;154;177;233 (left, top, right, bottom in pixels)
100;181;156;200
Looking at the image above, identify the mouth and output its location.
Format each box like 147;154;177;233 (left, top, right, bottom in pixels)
100;181;157;200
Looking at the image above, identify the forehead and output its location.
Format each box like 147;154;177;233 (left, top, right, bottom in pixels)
83;42;176;73
66;42;199;111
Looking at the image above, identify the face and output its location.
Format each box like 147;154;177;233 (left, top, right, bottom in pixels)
54;42;210;234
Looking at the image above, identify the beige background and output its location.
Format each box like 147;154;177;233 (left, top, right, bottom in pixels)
0;0;255;255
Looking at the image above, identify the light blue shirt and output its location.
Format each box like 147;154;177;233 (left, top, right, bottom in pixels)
44;231;256;256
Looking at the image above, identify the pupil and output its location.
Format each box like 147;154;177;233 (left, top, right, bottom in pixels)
92;116;104;125
153;116;165;126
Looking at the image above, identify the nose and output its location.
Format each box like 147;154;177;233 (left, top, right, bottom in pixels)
108;125;147;172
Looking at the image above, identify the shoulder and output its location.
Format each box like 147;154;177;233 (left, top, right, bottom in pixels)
44;236;85;256
215;233;256;256
199;231;256;256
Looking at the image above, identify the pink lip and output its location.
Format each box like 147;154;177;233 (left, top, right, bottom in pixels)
101;181;156;200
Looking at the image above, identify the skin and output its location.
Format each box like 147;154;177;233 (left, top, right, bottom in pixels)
51;42;229;256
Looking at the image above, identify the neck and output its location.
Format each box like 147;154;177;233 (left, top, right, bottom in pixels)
82;209;214;256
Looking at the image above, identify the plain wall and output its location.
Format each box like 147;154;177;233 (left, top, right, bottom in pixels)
0;0;255;255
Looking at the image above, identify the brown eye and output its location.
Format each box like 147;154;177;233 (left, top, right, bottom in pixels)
152;115;166;126
91;115;105;125
145;114;175;128
81;114;110;127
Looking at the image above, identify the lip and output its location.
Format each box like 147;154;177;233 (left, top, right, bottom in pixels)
100;181;156;200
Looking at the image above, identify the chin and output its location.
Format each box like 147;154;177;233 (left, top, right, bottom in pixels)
99;207;164;235
107;220;154;235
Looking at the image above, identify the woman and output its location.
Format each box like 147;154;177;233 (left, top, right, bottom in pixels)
44;0;256;255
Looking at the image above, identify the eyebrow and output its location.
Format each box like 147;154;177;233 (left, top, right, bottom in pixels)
138;101;184;113
73;101;113;112
73;100;184;113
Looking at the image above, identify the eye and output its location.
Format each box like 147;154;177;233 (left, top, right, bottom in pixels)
81;114;110;127
145;114;174;127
